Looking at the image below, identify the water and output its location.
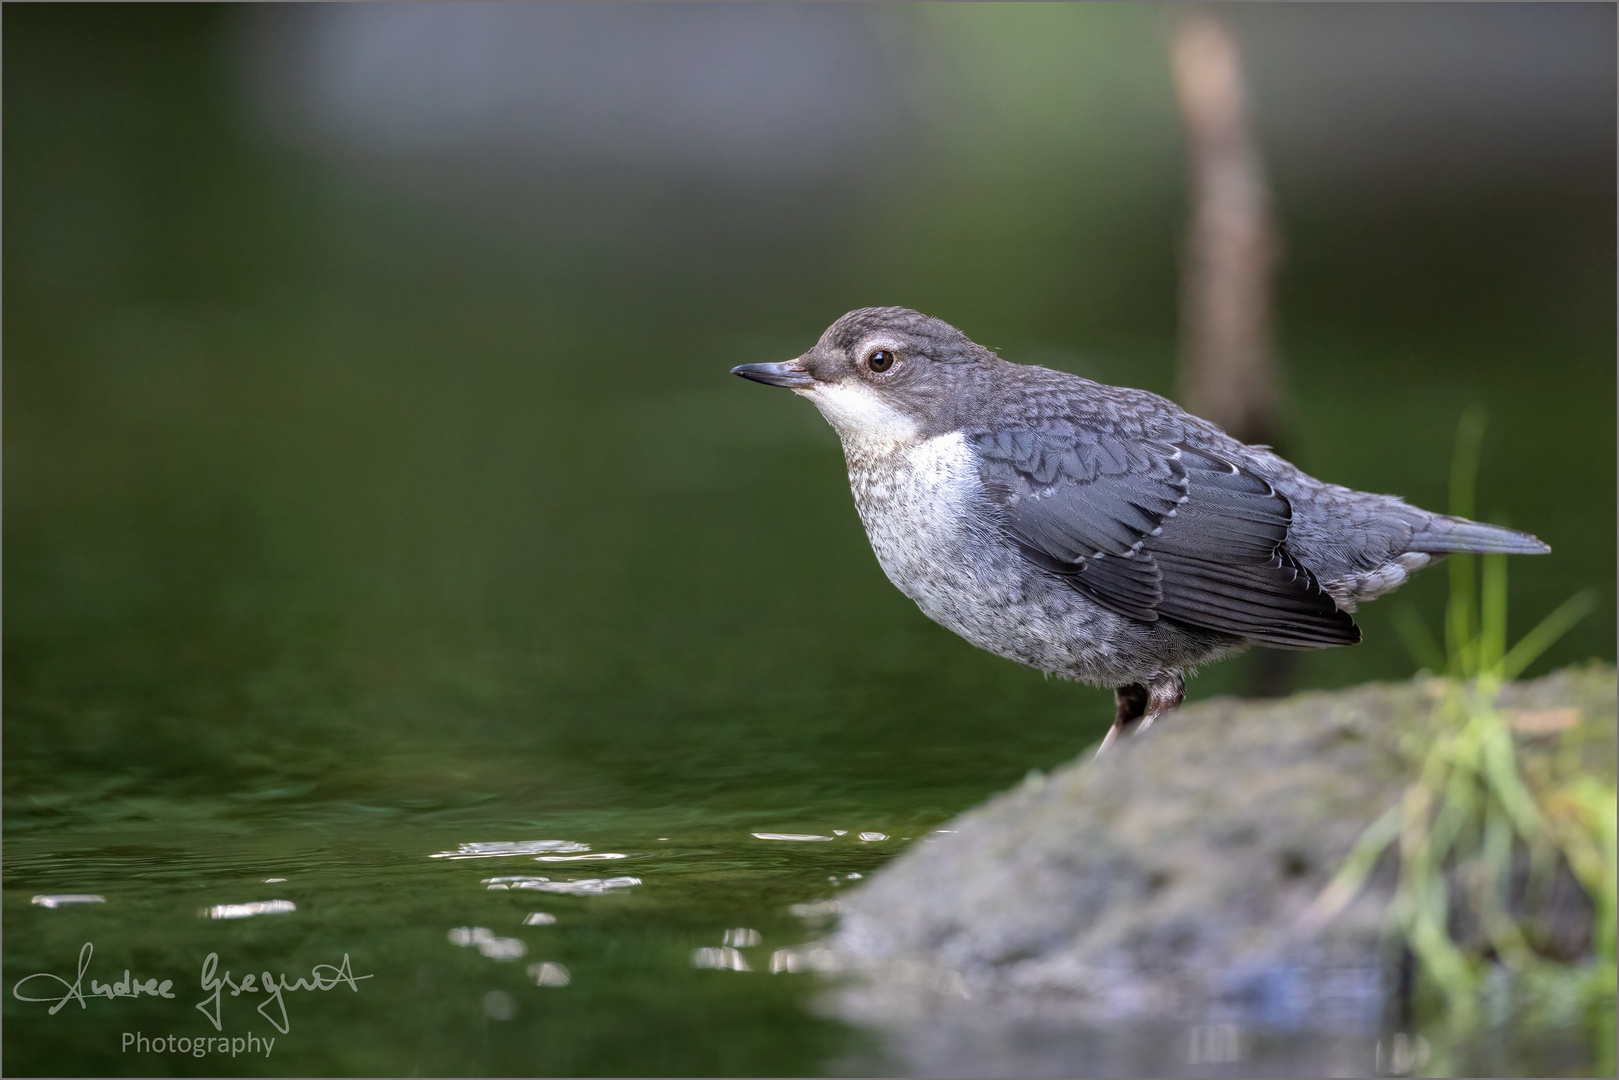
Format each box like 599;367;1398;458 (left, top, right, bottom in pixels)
5;6;1614;1076
6;807;896;1074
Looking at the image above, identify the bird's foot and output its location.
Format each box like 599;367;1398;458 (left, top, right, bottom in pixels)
1095;723;1124;756
1095;677;1185;757
1096;683;1148;757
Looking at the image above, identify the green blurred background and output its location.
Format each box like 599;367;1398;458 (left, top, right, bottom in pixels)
5;4;1614;1076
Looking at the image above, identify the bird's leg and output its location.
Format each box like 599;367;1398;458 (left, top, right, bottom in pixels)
1132;674;1186;737
1096;683;1149;756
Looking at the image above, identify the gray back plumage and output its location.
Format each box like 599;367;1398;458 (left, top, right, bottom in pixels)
972;397;1359;648
964;362;1543;647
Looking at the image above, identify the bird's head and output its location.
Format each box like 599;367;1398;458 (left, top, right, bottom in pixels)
732;307;999;450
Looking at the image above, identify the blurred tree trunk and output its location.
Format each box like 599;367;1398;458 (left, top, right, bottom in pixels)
1171;13;1294;698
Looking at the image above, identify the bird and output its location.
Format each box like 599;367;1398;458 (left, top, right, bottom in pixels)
732;307;1550;753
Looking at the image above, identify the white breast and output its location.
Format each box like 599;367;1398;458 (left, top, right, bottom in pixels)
844;431;985;618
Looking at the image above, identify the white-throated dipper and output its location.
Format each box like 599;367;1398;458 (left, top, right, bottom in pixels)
733;308;1550;752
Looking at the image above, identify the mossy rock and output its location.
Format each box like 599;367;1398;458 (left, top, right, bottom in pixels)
816;665;1615;1076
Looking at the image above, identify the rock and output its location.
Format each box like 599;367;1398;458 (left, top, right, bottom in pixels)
812;665;1616;1077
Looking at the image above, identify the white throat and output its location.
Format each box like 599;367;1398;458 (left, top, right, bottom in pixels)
797;381;920;456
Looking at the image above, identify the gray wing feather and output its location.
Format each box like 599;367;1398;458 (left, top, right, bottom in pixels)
976;430;1360;648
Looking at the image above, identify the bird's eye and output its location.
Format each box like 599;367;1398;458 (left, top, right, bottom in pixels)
867;349;895;373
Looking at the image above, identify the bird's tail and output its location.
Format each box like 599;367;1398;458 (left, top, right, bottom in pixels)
1408;514;1550;556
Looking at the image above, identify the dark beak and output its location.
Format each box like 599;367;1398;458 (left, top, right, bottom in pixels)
731;361;814;389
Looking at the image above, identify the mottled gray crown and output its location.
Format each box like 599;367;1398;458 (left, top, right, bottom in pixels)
823;307;987;364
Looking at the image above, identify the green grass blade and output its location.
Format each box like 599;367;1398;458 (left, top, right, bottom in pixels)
1479;552;1508;675
1445;406;1487;679
1448;405;1487;523
1447;551;1477;678
1500;588;1600;681
1299;802;1402;931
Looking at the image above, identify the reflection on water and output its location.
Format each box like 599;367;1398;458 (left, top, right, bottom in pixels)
481;990;517;1022
692;947;752;972
527;962;571;988
6;808;898;1075
447;927;528;961
789;899;840;919
31;895;106;909
1375;1033;1431;1075
533;853;628;862
202;900;296;920
428;840;589;859
481;875;641;895
8;794;1608;1075
769;946;840;976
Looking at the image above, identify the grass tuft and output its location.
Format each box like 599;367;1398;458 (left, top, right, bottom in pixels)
1308;407;1613;1044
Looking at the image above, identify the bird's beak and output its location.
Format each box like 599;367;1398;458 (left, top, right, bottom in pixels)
731;360;814;389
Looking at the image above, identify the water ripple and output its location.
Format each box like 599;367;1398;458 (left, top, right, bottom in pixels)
429;840;589;860
31;894;106;908
202;900;296;920
481;876;641;895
